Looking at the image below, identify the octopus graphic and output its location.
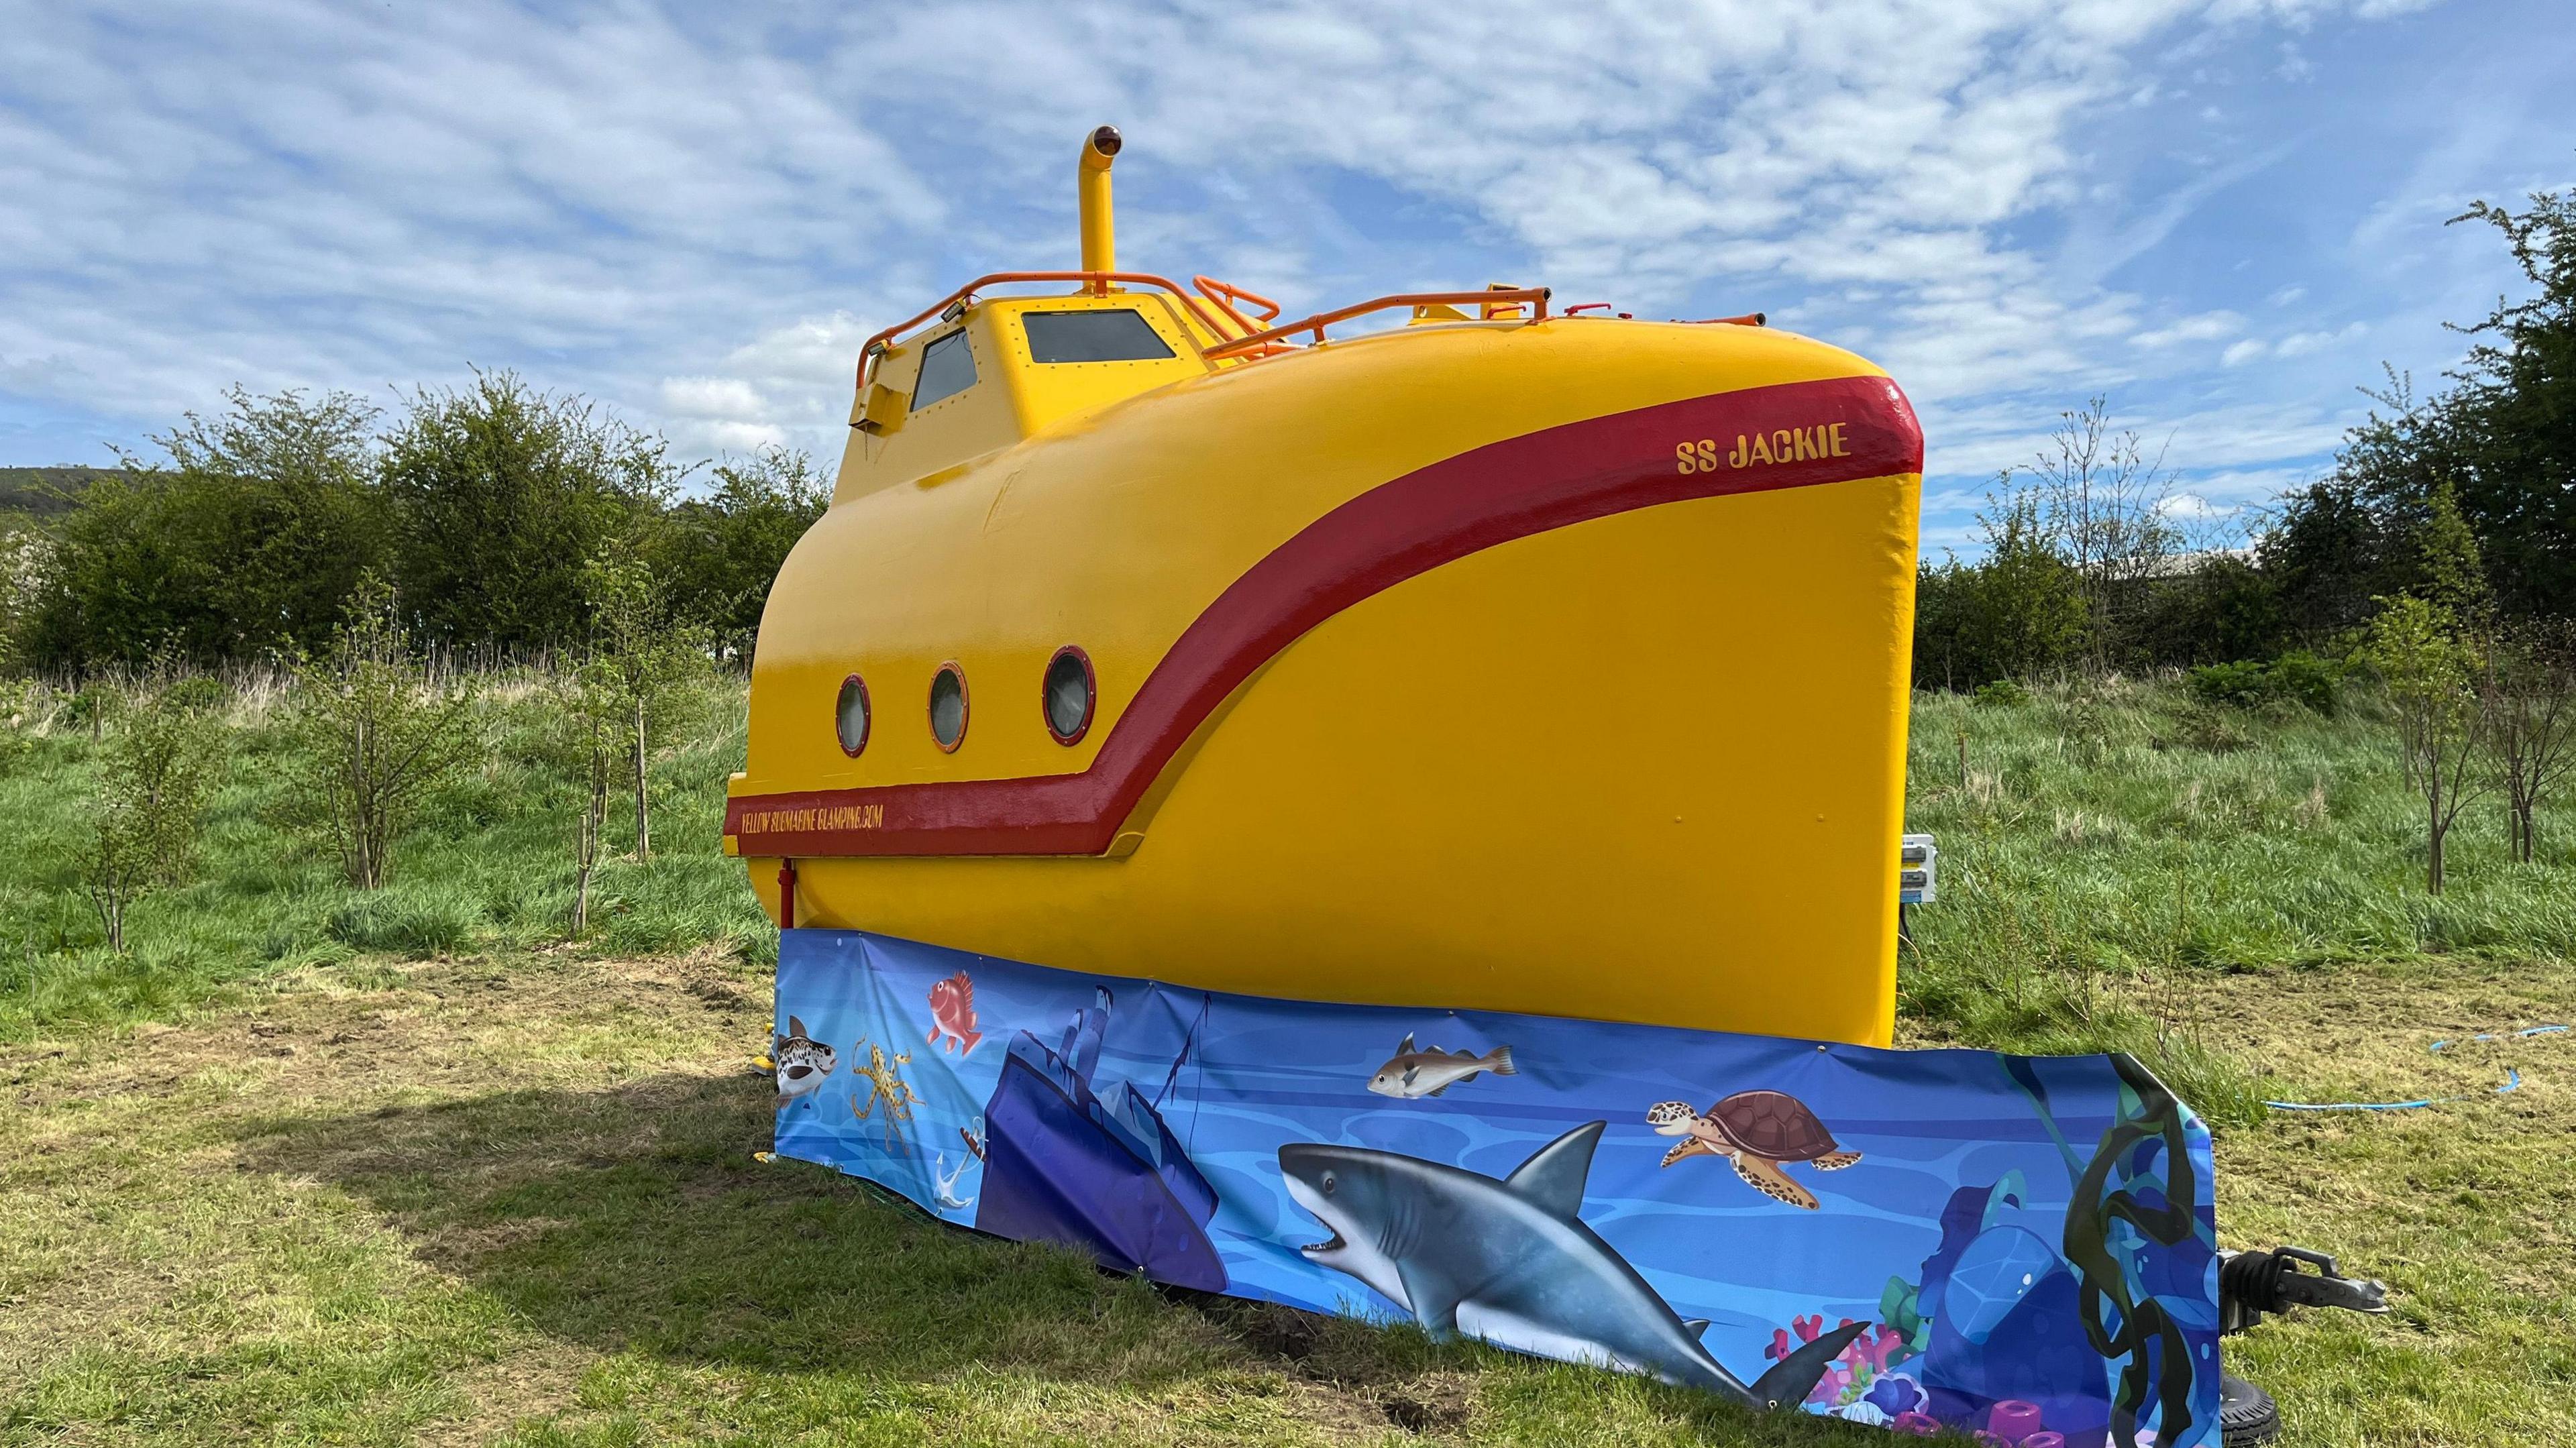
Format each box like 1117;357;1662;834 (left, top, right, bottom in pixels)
849;1038;922;1150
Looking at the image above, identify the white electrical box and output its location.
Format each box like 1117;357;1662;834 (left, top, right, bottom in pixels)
1899;832;1937;905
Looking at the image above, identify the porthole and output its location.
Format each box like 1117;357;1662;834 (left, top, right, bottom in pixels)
1043;646;1095;745
834;674;871;757
928;663;969;752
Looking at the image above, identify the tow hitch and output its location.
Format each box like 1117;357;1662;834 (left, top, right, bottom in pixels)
2220;1245;2391;1333
2212;1246;2392;1444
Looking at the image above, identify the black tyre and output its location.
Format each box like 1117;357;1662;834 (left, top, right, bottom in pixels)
2221;1373;2282;1447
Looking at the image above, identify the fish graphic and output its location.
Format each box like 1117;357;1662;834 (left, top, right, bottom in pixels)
773;1015;837;1109
1366;1033;1516;1099
926;970;984;1055
1279;1122;1862;1410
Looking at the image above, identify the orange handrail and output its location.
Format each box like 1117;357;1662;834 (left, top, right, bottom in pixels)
1191;275;1283;336
857;271;1239;386
1200;288;1552;360
1691;313;1767;327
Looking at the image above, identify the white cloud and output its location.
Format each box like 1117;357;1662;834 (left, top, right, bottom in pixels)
0;0;2479;532
2222;339;2269;366
661;378;768;423
2275;322;2369;355
2133;311;2247;348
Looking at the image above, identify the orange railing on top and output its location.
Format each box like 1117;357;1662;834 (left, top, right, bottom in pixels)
1199;288;1552;360
1191;275;1283;337
857;276;1558;382
857;271;1239;386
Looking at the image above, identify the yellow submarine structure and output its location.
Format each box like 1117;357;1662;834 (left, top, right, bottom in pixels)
726;126;1924;1048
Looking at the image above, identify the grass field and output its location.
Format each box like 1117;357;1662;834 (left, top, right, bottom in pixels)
2;673;2572;1445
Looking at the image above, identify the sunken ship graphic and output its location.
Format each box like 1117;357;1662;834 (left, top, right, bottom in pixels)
973;988;1226;1291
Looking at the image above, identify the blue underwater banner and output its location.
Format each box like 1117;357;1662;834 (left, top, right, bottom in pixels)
773;930;2221;1447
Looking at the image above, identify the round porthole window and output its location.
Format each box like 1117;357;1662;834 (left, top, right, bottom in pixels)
1043;646;1095;745
928;663;969;752
834;675;871;757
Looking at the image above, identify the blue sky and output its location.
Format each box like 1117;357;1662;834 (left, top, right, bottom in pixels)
2;0;2569;553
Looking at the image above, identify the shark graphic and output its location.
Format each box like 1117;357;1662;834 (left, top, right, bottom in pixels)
1279;1121;1865;1411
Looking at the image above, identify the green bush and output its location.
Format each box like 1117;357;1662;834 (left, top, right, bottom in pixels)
1972;679;2030;708
161;675;231;715
2186;660;2271;709
2187;650;2343;714
2265;650;2344;714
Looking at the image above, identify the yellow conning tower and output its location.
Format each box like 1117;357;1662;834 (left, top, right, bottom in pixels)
727;127;1925;1048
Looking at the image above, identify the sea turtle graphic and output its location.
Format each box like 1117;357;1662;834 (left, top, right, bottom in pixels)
1644;1091;1860;1211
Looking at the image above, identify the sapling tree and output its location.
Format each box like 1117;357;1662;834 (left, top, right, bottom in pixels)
578;545;710;862
79;673;221;951
2483;620;2576;862
278;576;478;889
2364;595;2490;893
541;667;623;936
0;679;35;775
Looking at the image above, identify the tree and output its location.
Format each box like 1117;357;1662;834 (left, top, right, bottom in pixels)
2025;397;2180;661
2261;474;2392;643
578;546;711;862
21;388;388;669
2412;478;2491;622
78;673;222;951
2125;554;2284;669
2363;596;2490;894
278;577;480;889
2483;620;2576;863
1913;479;2091;688
0;523;46;672
382;371;670;649
650;447;829;658
539;669;623;936
2264;179;2576;632
156;387;392;657
2444;184;2576;621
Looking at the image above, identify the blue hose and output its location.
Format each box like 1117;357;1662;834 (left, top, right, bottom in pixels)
2263;1068;2520;1113
2263;1023;2562;1113
2430;1024;2567;1052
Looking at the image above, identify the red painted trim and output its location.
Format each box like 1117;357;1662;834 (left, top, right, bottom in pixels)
835;673;870;757
1043;645;1097;746
728;373;1921;857
928;662;969;753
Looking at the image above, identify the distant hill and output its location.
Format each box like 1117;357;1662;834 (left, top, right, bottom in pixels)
0;465;111;519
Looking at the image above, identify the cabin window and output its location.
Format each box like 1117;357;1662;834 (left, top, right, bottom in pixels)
835;675;871;757
929;663;969;751
911;330;977;410
1023;309;1175;363
1043;647;1095;744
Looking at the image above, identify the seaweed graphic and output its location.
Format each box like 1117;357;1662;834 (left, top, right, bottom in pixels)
2051;1054;2205;1448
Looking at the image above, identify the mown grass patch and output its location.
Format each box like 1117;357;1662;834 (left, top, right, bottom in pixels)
3;953;2566;1446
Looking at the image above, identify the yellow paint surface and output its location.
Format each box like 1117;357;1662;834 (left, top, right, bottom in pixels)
736;306;1919;1046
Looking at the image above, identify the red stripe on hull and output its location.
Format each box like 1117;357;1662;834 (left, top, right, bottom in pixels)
729;373;1922;856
